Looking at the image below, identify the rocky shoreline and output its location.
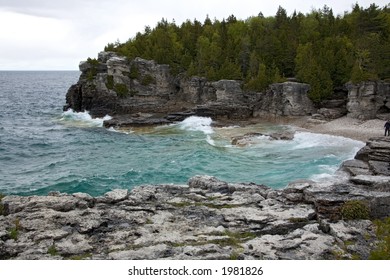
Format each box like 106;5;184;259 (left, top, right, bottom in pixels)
1;137;389;260
1;52;389;260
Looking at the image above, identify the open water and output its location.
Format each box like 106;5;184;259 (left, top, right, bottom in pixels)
0;71;365;196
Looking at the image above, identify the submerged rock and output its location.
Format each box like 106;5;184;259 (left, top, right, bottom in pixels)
231;131;295;146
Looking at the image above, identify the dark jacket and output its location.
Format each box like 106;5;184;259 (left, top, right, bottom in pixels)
385;121;390;129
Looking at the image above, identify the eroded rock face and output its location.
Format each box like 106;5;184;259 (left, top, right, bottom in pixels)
0;173;385;260
253;82;316;117
346;81;390;120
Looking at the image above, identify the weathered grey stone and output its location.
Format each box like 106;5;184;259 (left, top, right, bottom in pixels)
317;108;347;120
350;175;390;185
0;151;388;261
340;159;371;176
100;189;129;203
253;82;316;117
347;81;390;120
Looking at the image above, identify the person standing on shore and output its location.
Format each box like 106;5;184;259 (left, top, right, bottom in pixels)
385;120;390;136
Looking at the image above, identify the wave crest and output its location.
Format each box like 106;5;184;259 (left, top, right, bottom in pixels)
60;109;112;127
178;116;214;135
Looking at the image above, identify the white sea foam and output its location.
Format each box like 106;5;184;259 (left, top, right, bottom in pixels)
310;168;351;186
206;135;216;146
60;109;112;127
178;116;214;135
107;127;133;134
293;131;364;152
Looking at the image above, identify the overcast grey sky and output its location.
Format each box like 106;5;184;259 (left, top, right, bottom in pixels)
0;0;388;70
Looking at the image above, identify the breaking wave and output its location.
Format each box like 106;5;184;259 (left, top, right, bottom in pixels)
177;116;214;135
60;109;112;127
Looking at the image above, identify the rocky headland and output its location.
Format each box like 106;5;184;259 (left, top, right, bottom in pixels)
63;52;326;128
1;53;389;260
63;51;390;133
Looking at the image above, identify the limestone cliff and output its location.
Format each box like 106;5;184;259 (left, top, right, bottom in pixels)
347;81;390;120
253;82;316;117
64;52;316;126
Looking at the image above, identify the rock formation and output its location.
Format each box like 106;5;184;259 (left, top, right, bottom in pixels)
253;82;316;117
64;52;390;126
64;52;316;127
1;138;389;260
347;81;390;120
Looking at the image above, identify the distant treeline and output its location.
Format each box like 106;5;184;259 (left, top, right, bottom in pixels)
105;3;390;101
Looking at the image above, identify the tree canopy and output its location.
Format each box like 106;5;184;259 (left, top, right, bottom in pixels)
105;3;390;101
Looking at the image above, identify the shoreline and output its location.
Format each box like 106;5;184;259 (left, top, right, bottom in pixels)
241;115;387;143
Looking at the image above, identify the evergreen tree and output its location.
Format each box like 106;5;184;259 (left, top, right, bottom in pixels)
104;3;390;101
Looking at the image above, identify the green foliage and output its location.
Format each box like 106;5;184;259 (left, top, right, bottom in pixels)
87;57;99;66
369;217;390;259
68;253;92;260
9;228;18;240
341;200;370;220
8;219;21;241
128;64;140;79
244;62;285;91
85;58;99;82
295;43;334;102
350;49;379;83
140;74;155;86
104;4;390;93
47;245;58;256
106;75;114;90
114;83;128;98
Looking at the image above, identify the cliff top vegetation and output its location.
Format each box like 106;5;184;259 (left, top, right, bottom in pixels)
105;3;390;102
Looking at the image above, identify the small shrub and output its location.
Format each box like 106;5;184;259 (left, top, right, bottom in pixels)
106;75;114;89
341;200;370;220
229;251;240;260
128;65;140;79
48;245;58;256
8;218;21;240
87;57;99;66
140;74;155;86
86;69;97;82
114;83;128;98
9;228;18;240
86;57;99;81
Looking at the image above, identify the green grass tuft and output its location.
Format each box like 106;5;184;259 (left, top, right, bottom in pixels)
341;200;370;220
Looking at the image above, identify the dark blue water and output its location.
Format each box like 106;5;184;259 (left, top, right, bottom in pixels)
0;71;364;196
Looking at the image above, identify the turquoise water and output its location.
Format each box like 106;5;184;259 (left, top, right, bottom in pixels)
0;71;365;196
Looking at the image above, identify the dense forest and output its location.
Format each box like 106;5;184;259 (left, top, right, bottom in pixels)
105;3;390;102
